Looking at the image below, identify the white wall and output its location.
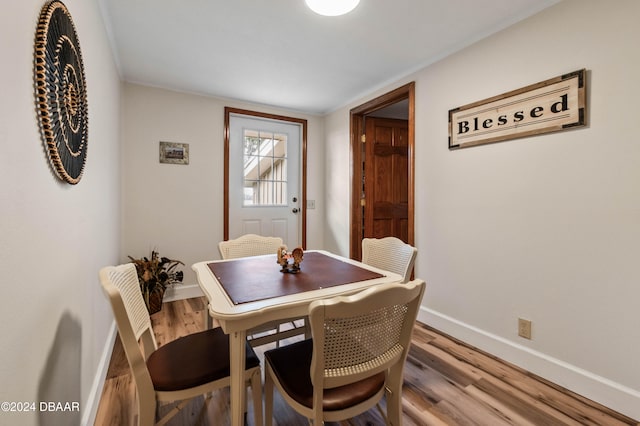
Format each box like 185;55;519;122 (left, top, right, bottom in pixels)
325;0;640;419
0;1;121;425
121;84;325;288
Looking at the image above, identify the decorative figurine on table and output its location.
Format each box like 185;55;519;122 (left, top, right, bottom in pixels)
291;247;304;270
277;246;288;270
277;245;304;273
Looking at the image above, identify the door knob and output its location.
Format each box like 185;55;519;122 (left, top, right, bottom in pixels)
292;208;299;213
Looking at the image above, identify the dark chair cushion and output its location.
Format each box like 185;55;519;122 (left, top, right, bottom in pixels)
265;339;385;411
147;327;260;392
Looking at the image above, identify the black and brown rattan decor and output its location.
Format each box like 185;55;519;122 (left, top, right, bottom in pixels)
34;1;88;185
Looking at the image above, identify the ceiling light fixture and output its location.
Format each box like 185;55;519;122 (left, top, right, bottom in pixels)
305;0;360;16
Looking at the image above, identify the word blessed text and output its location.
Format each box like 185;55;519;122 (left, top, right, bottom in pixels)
457;94;569;135
448;70;586;149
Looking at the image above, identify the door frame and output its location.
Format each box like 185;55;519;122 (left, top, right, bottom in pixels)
224;107;308;248
349;82;415;260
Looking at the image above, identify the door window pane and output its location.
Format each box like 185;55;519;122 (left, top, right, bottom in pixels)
243;130;287;206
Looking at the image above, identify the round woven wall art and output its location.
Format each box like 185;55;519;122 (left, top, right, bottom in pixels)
34;1;88;185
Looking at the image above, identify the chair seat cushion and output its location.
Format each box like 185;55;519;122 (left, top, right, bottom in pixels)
147;327;260;392
265;339;385;411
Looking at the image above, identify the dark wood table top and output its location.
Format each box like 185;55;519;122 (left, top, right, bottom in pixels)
207;251;384;305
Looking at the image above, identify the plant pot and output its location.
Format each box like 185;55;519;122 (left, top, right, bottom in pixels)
147;286;165;315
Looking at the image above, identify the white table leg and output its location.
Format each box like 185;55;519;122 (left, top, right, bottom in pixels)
229;329;247;426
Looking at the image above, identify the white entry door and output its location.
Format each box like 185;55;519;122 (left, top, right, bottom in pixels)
228;113;302;248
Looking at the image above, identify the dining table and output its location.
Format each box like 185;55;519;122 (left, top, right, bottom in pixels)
192;249;402;426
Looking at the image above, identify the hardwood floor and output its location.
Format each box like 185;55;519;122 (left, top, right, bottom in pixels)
94;297;638;425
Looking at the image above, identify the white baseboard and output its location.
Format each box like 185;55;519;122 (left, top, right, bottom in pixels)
163;283;204;302
417;307;640;421
81;321;117;426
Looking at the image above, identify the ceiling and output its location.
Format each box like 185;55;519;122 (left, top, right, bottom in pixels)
98;0;559;115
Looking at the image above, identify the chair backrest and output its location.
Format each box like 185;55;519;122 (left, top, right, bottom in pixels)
308;279;425;392
99;263;157;394
218;234;284;260
361;237;417;283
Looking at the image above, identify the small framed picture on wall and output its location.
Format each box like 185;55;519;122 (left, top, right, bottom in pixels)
159;141;189;165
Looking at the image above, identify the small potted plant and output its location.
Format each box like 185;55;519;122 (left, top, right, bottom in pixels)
128;250;184;314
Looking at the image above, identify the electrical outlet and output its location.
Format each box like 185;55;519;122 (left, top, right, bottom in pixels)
518;318;532;339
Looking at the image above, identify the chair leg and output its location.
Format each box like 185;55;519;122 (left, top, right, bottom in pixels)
244;382;248;423
375;402;388;424
250;369;263;426
384;384;402;426
137;393;157;426
303;317;311;340
264;365;274;426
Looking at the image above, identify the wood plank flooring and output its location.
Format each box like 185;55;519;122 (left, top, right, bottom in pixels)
94;297;638;425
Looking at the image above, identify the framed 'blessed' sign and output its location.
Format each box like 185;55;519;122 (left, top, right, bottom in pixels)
448;69;587;150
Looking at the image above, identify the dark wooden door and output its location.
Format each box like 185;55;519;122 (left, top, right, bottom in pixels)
363;117;409;242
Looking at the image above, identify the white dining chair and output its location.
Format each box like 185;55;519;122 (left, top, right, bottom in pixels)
218;233;284;260
361;236;417;283
99;263;262;426
264;279;426;425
